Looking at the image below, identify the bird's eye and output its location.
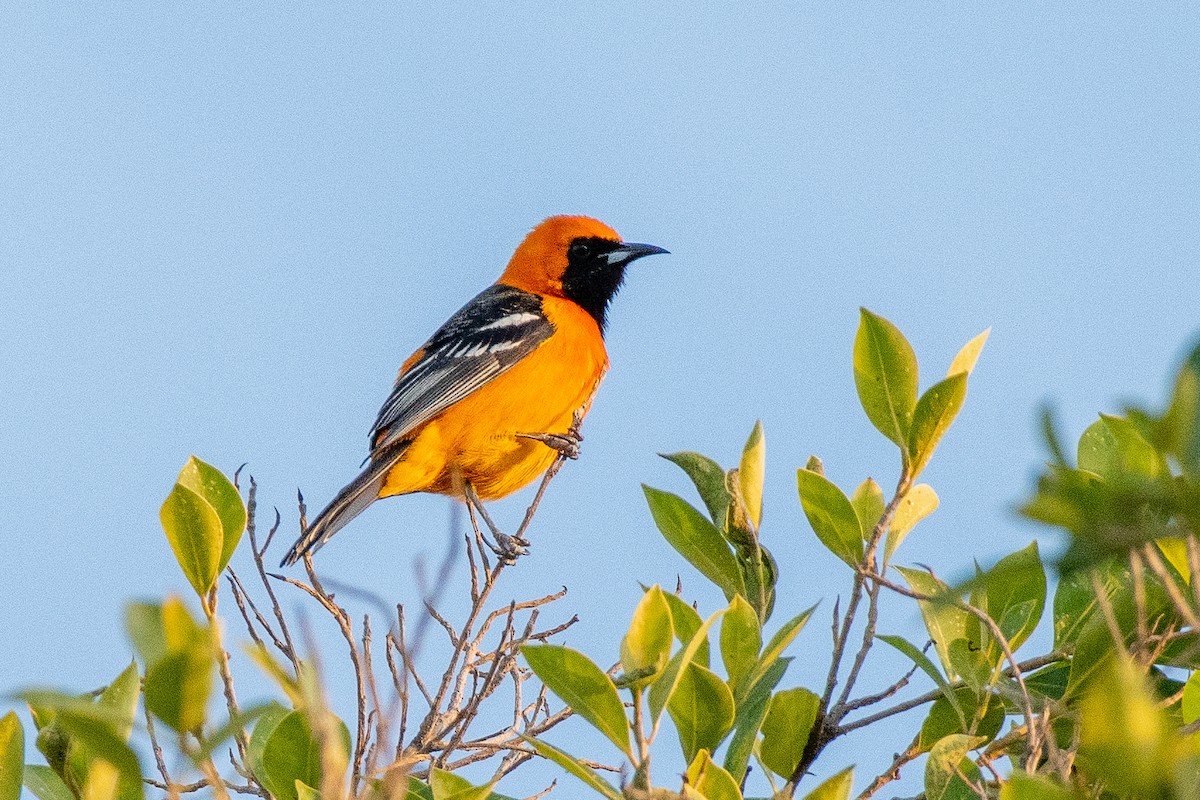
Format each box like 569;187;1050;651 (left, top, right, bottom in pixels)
569;240;592;260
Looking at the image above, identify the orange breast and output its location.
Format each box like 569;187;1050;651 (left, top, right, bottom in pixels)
379;296;609;500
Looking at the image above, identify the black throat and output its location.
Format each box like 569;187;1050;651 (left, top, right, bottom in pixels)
560;236;627;333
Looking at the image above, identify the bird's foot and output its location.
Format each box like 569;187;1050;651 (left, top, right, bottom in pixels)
517;428;583;460
486;530;531;566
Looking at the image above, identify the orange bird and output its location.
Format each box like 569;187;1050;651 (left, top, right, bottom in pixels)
281;216;667;566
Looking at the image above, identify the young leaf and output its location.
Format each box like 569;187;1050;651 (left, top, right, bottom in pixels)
720;595;761;695
850;478;885;541
685;750;741;800
907;372;968;479
668;662;736;763
738;421;766;530
643;486;745;599
522;645;630;758
81;760;119;800
620;586;673;686
524;738;622;800
175;457;246;574
428;769;495;800
660;591;710;667
649;611;723;723
159;482;224;598
0;712;23;800
659;451;732;527
738;605;815;704
853;308;919;455
1182;671;1200;724
802;767;854;800
886;484;938;563
946;329;990;378
796;468;864;566
759;687;819;779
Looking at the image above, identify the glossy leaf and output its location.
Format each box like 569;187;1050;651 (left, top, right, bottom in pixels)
907;372;968;479
0;712;22;800
878;634;963;726
854;308;919;455
620;585;673;687
522;645;630;757
802;767;854;800
796;468;863;566
918;688;1002;753
924;734;984;800
738;421;766;530
980;542;1045;656
649;611;723;723
886;484;938;563
668;663;735;763
947;329;990;378
659;451;731;526
1077;415;1166;480
525;738;622;800
759;687;819;779
643;486;744;599
850;478;885;541
720;594;761;694
738;605;815;705
159;482;224;597
428;769;494;800
896;567;971;679
175;456;246;574
722;656;789;782
661;591;710;667
685;750;741;800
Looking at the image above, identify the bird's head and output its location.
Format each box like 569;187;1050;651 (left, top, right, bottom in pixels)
500;215;668;331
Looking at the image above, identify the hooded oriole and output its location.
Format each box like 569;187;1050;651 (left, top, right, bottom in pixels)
281;215;667;566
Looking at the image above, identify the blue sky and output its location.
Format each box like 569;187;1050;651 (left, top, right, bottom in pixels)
2;2;1198;796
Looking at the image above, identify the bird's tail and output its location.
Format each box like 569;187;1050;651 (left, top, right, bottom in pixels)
280;442;410;567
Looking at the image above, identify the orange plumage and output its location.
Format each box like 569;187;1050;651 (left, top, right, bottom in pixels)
281;215;667;565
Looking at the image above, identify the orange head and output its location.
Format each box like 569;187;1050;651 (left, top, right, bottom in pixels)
499;215;668;331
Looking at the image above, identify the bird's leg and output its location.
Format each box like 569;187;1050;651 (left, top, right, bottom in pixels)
516;410;586;460
463;482;528;565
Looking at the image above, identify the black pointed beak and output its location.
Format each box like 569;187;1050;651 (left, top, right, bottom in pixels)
607;241;670;267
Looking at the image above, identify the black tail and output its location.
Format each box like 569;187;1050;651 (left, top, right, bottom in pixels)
280;442;410;567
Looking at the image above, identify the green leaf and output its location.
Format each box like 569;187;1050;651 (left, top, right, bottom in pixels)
886;484;938;563
1182;671;1200;724
659;451;731;526
124;603;167;666
522;645;630;758
720;595;761;695
650;611;723;723
1163;340;1200;474
738;421;766;530
0;712;23;800
907;372;968;479
255;710;351;800
850;478;885;541
668;662;735;763
524;738;622;800
918;688;1003;753
802;767;854;800
924;734;984;800
895;567;972;680
246;704;291;787
980;542;1045;655
738;605;815;705
143;641;213;733
853;308;919;456
685;750;741;800
877;634;964;726
1077;415;1166;481
759;687;819;779
620;586;673;687
947;329;990;378
428;769;495;800
196;703;274;761
97;663;140;743
661;591;710;667
796;468;863;566
723;657;789;782
49;711;143;800
176;456;246;574
294;782;320;800
160;482;224;597
998;773;1073;800
643;486;745;599
22;766;73;800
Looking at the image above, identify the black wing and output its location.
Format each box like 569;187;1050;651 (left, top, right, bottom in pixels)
369;284;554;451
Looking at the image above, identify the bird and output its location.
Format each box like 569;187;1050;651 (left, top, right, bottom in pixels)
280;215;668;567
